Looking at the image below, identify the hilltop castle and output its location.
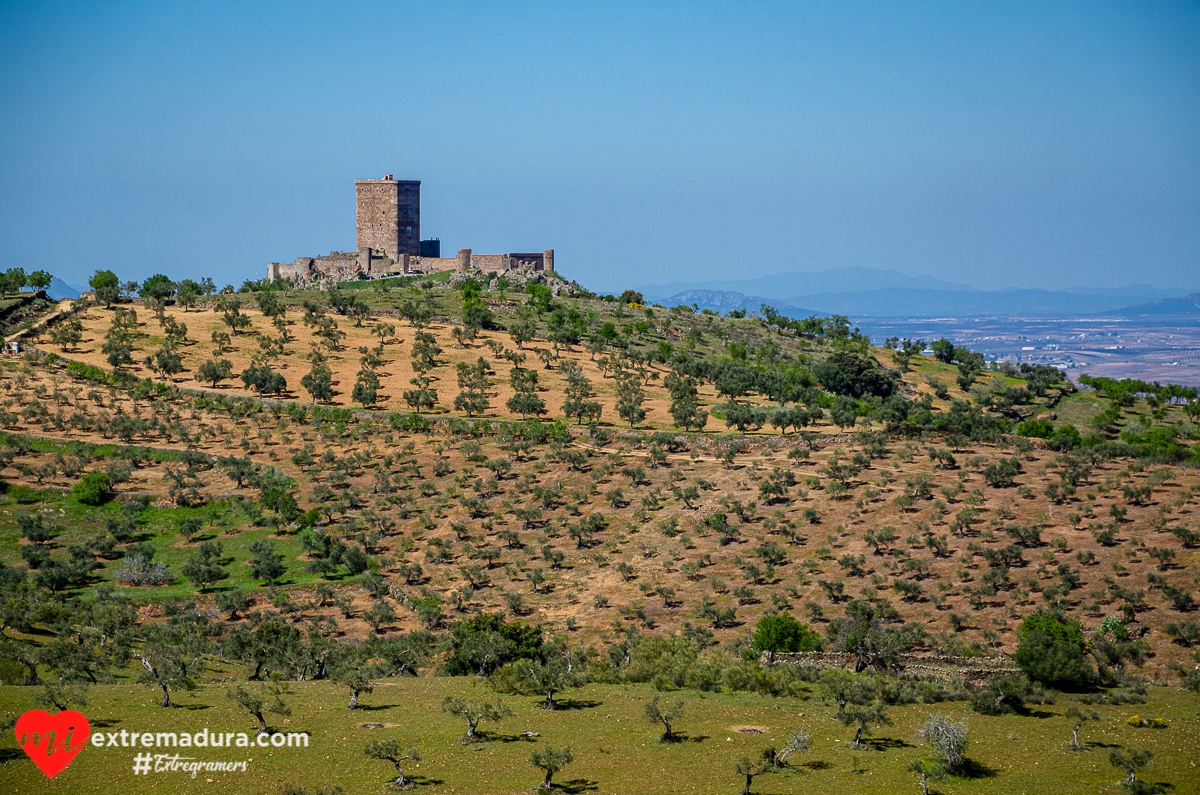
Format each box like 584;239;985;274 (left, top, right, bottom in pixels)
267;175;554;283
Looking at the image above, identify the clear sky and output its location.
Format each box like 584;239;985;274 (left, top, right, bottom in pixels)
1;1;1197;294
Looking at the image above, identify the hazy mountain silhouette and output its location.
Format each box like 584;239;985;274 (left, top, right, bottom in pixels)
1106;293;1200;317
641;268;1196;318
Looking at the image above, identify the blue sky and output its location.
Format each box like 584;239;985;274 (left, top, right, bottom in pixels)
1;0;1197;294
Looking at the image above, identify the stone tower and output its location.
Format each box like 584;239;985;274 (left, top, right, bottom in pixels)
355;175;420;261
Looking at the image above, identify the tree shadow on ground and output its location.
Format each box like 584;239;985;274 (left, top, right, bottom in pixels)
954;758;1000;779
177;703;211;711
547;698;602;711
0;749;26;763
655;732;709;744
404;775;442;788
357;703;401;711
862;737;913;751
557;779;600;794
800;759;833;771
475;732;539;744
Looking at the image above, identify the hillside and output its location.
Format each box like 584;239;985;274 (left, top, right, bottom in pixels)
1108;292;1200;318
0;271;1198;792
0;275;1195;660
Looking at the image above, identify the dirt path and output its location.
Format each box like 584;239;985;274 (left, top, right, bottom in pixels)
3;297;72;346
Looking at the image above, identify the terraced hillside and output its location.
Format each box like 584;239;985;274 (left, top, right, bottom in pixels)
1;273;1198;794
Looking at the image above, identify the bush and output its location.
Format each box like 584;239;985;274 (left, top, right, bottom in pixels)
73;472;112;506
751;614;822;654
970;674;1031;715
444;614;546;676
1015;418;1053;438
113;554;174;586
1013;612;1093;689
811;351;899;399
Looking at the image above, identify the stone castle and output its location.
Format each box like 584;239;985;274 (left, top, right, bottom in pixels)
267;175;554;283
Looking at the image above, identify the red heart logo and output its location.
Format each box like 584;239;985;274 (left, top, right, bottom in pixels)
15;709;90;779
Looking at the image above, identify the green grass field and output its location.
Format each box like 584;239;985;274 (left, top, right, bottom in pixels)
3;680;1198;794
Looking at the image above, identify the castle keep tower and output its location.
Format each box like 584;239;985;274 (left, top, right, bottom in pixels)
355;175;420;261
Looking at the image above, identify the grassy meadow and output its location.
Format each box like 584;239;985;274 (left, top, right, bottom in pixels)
4;680;1199;794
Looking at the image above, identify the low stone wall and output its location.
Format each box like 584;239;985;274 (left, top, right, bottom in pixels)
762;651;1019;686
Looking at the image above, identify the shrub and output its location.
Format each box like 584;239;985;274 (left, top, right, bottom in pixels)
73;472;112;506
113;554;173;586
751;614;822;654
1015;418;1053;438
970;674;1031;715
1013;612;1093;689
445;613;545;676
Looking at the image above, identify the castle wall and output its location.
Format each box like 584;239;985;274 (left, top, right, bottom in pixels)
472;254;506;272
269;176;554;283
404;256;460;274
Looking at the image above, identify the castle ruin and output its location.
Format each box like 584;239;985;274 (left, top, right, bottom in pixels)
267;175;554;283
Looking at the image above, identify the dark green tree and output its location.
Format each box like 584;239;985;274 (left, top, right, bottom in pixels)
562;368;602;424
248;539;286;585
751;614;821;654
615;372;647;428
454;357;491;417
89;269;120;306
198;358;234;388
1013;611;1092;689
181;540;225;592
506;367;546;420
301;352;334;404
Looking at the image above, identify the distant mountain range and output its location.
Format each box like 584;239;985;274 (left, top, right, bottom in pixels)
638;268;1197;319
1102;293;1200;317
47;278;82;301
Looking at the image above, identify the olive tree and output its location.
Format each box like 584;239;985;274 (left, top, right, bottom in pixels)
364;739;420;788
134;625;206;708
917;713;968;771
837;700;892;747
327;643;386;709
772;727;812;768
643;695;684;742
529;743;573;790
441;695;513;741
499;658;587;710
1108;747;1155;792
734;750;774;795
1065;705;1099;750
226;683;291;735
908;759;947;795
